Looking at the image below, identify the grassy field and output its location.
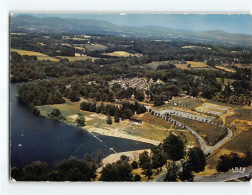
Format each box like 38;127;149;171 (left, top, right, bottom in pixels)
195;102;232;116
145;61;170;69
104;51;143;58
85;43;107;51
226;108;251;124
131;113;199;146
216;78;236;84
215;66;236;73
222;63;251;69
175;61;209;70
36;100;199;145
57;55;98;62
122;124;170;142
203;106;251;171
132;113;172;129
36;99;106;126
224;128;252;153
145;60;223;72
37;56;59;62
11;49;48;56
158;96;204;110
11;49;59;62
170;115;226;146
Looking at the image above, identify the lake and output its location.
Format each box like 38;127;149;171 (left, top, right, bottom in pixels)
10;82;153;168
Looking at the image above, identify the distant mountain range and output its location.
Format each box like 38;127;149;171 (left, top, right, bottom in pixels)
11;15;252;47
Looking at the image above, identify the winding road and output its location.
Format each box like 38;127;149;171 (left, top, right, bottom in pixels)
152;109;233;155
151;108;235;182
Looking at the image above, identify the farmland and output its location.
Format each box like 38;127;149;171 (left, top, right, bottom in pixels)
145;60;223;71
11;49;59;61
215;65;236;73
57;55;99;62
104;51;143;58
175;61;209;69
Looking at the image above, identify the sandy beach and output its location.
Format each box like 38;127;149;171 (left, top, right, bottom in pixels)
83;126;161;146
97;149;151;172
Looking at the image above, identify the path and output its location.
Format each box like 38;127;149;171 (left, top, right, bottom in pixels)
152;109;233;155
153;166;251;182
194;167;251;182
151;108;234;182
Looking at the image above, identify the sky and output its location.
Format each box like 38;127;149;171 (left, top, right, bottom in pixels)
15;14;252;35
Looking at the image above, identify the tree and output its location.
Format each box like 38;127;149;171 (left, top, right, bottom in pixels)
187;147;206;173
52;157;97;181
164;161;178;182
131;161;138;169
154;96;164;106
139;151;151;170
120;155;130;162
151;145;166;169
191;87;200;97
134;174;141;181
163;134;185;161
67;89;80;102
216;154;231;172
99;160;133;181
135;90;145;102
28;104;40;116
178;162;194;181
106;113;112;125
50;108;61;118
76;113;85;126
114;107;120;123
139;151;153;180
120;108;133;120
187;64;191;69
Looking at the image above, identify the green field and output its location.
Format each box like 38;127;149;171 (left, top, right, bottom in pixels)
224;128;252;153
170;115;226;146
226;108;251;123
57;56;99;62
132;113;172;129
216;78;236;85
11;49;59;62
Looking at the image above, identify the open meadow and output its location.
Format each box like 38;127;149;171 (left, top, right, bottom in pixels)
57;55;99;62
11;49;59;61
103;51;143;58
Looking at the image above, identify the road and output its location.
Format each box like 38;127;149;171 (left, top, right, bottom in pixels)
194;167;252;182
151;108;235;182
153;167;251;182
152;109;233;155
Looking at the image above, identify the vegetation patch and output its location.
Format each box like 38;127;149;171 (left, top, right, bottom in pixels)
215;65;236;73
170;115;226;146
57;55;98;62
104;51;143;58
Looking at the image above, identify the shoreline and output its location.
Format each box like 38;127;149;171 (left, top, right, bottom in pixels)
97;149;151;172
83;126;161;146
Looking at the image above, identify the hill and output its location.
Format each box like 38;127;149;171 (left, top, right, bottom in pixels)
11;15;252;46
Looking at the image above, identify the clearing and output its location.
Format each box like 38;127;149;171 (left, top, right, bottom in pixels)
103;51;143;58
195;103;231;116
11;49;59;62
215;66;236;73
175;61;209;69
57;55;99;62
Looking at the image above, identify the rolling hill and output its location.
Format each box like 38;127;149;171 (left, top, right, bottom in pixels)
11;15;252;46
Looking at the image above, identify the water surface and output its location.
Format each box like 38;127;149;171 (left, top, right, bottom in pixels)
10;82;153;168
